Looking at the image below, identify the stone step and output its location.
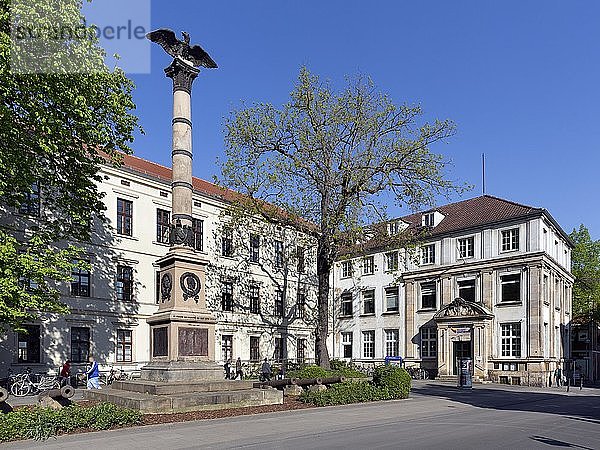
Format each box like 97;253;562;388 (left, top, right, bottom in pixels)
84;386;282;414
112;379;255;395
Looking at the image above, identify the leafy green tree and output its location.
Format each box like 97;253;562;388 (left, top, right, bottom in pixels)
0;0;139;330
220;68;463;368
570;224;600;320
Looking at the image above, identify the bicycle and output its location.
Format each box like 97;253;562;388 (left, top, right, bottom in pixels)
10;371;60;397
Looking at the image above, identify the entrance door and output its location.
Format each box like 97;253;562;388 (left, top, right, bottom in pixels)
453;341;472;375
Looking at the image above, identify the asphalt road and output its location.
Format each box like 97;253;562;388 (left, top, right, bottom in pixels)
7;381;600;449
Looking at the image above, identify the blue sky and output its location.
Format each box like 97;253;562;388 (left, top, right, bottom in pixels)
127;0;600;238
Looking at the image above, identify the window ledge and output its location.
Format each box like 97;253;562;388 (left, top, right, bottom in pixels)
116;234;139;241
339;315;354;320
360;313;376;318
499;249;520;254
362;272;375;276
495;302;522;307
417;308;437;313
382;310;399;315
152;240;171;247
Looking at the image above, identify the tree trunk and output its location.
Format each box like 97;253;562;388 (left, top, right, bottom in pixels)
316;240;332;369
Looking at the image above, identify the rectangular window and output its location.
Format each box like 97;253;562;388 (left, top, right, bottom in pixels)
17;325;40;363
274;240;284;268
385;287;399;312
501;228;519;252
274;337;283;362
421;244;435;265
420;282;436;309
501;323;521;357
297;291;306;319
458;237;474;259
249;234;260;263
116;198;133;236
275;290;284;317
156;209;170;244
71;326;90;363
385;251;399;271
71;261;90;297
500;273;521;303
221;228;233;257
388;221;399;235
362;331;375;358
222;334;233;361
363;256;374;275
19;181;40;216
296;246;305;273
192;218;204;251
362;290;375;315
250;336;260;362
423;212;435;227
116;265;133;302
341;293;353;317
221;281;233;311
249;284;260;314
385;329;399;357
296;338;306;363
457;279;476;303
342;332;353;358
116;329;132;362
421;327;437;358
341;260;353;278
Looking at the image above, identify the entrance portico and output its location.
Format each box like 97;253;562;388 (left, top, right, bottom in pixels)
434;298;493;380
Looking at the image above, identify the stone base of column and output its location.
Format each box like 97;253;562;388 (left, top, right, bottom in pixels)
140;360;223;383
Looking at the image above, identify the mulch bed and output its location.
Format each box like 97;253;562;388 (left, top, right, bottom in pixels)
142;397;313;425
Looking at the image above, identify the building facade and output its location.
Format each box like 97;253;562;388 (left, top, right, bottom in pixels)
333;196;574;385
0;155;318;377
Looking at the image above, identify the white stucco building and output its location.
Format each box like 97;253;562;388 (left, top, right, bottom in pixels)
0;155;318;377
333;195;574;385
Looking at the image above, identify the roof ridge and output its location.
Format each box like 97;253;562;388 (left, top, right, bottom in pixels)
481;194;541;212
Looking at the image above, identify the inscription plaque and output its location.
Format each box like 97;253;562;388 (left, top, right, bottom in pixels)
152;327;168;357
178;327;208;356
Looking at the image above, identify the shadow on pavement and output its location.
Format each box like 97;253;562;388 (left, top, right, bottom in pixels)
411;382;600;423
530;435;594;449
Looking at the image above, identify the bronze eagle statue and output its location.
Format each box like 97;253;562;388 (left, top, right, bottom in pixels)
146;28;218;69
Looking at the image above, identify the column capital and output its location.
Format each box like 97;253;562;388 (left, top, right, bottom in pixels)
165;58;200;94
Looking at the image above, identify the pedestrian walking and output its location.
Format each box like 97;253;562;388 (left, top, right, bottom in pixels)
235;357;243;380
260;358;272;382
60;360;71;387
554;367;562;387
224;359;231;380
86;355;101;390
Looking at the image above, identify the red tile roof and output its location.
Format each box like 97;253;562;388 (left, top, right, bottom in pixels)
399;195;542;237
118;154;238;202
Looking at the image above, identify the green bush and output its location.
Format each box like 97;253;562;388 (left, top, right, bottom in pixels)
372;365;411;399
299;365;411;406
329;360;368;378
0;403;142;442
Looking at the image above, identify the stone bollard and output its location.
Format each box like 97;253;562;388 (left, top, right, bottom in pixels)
283;384;304;397
308;384;327;393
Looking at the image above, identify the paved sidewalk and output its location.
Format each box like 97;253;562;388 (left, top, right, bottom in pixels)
7;380;600;449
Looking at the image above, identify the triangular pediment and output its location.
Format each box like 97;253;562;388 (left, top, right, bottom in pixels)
433;297;493;321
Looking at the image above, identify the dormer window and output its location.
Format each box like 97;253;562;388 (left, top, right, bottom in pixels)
388;221;399;235
423;212;435;227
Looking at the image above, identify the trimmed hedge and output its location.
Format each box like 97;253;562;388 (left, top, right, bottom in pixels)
0;402;142;442
300;366;411;406
287;360;367;380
